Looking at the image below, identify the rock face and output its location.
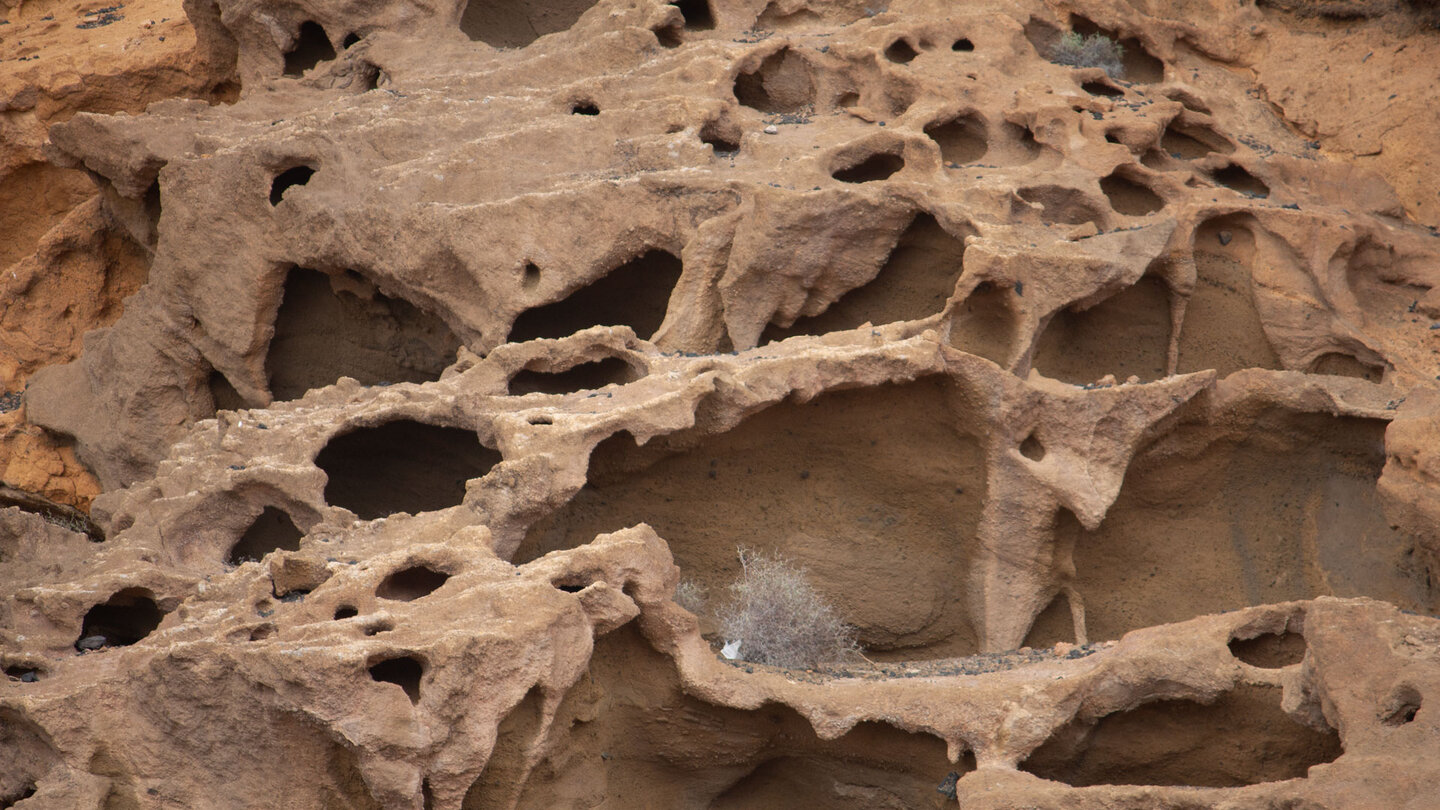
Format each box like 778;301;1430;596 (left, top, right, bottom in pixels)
4;0;1440;807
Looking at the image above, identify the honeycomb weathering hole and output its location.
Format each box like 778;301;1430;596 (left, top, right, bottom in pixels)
1181;214;1282;375
507;249;682;343
460;0;602;47
1100;170;1164;215
1309;352;1385;382
925;114;988;166
316;421;501;519
948;281;1019;365
269;165;315;205
368;655;423;703
493;625;977;805
1032;277;1171;384
670;0;714;30
1020;433;1046;461
1081;80;1123;97
1064;412;1438;641
266;267;460;401
376;565;451;601
226;507;304;565
283;21;336;77
831;151;904;183
1161;120;1233;158
734;48;815;113
762;212;971;342
507;357;637;396
1017;185;1103;226
75;588;165;650
700;119;741;155
1021;685;1342;787
1229;630;1307;668
885;38;919;63
517;379;987;659
1212;163;1269;197
1380;685;1422;726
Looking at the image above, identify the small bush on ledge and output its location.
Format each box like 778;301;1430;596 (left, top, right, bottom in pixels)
1051;32;1125;79
716;547;860;669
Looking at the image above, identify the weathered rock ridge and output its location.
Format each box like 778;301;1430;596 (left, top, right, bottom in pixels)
3;0;1440;807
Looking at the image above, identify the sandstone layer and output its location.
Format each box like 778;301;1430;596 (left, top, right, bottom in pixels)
3;0;1440;807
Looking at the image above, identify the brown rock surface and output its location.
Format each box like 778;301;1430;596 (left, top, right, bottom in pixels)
3;0;1440;807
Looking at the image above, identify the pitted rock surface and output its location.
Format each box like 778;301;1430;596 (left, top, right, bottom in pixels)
4;0;1440;807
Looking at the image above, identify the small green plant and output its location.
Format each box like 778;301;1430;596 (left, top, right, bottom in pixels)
715;547;860;669
1051;32;1125;79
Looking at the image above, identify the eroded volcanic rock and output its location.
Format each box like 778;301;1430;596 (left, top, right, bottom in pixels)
3;0;1440;807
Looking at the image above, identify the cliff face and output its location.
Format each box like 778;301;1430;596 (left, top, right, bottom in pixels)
3;0;1440;807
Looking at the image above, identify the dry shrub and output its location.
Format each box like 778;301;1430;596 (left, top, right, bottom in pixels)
674;579;708;615
1051;32;1125;79
715;548;859;668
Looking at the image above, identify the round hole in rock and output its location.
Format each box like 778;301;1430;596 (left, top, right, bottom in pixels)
1017;184;1105;226
552;578;591;593
4;665;41;683
1228;630;1307;668
885;39;918;63
315;420;501;519
700;119;741;155
266;267;461;402
363;621;393;636
952;37;974;51
1100;170;1164;215
75;588;165;650
341;32;360;48
1380;685;1422;726
1115;36;1165;83
831;151;904;183
283;21;336;76
460;0;602;47
571;100;599;115
1020;433;1045;461
1211;163;1269;197
1081;80;1123;97
368;655;423;704
734;47;815;114
333;605;359;620
508;357;637;396
226;507;304;566
925;115;987;166
1;784;36;805
670;0;714;30
654;23;683;47
376;566;451;601
1309;352;1385;383
521;263;542;288
1161;120;1233;158
1021;684;1342;787
527;415;553;425
269;165;315;206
